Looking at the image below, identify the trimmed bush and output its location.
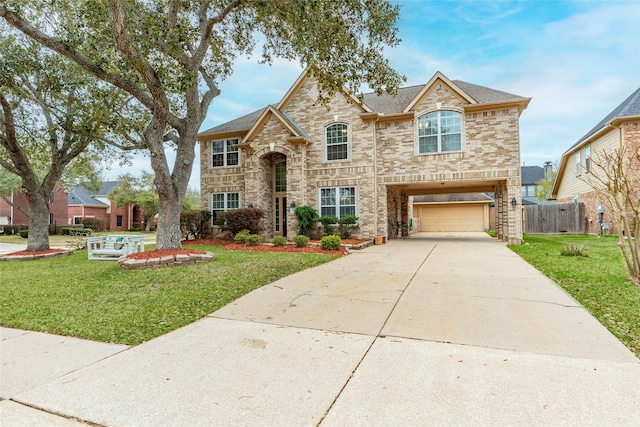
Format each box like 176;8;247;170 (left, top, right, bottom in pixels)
81;217;107;232
293;234;309;248
318;216;338;236
62;227;92;236
320;235;342;250
216;208;265;236
19;229;28;238
180;210;213;240
244;234;262;246
294;206;319;236
271;236;287;246
234;229;251;244
338;215;359;239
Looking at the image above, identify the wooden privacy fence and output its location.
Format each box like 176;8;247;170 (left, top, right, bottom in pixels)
524;203;585;234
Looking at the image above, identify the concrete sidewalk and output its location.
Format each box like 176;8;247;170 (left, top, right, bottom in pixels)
2;232;639;426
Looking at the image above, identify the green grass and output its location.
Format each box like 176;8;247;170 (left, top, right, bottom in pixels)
509;234;640;357
0;231;157;247
0;244;338;345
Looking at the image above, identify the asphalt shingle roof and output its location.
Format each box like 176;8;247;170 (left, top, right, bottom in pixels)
68;187;108;207
568;86;640;151
521;166;544;185
198;76;529;137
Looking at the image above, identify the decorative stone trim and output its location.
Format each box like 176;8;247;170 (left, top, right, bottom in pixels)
0;250;75;261
118;251;214;270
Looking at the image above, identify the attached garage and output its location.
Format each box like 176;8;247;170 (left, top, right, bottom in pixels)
412;194;492;232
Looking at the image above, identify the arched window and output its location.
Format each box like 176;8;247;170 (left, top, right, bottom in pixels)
417;111;462;153
325;123;349;161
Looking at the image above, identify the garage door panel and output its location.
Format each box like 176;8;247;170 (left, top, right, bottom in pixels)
420;204;484;232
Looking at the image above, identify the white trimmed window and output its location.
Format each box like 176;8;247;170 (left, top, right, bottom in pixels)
211;139;239;167
211;192;240;214
325;123;349;161
585;144;591;171
576;150;581;175
320;187;356;218
417;110;462;153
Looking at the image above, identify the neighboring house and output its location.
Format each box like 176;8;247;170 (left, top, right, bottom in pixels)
0;187;69;227
68;181;139;231
198;70;530;244
550;87;640;234
521;162;555;205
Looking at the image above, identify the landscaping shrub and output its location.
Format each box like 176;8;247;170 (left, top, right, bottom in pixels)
62;227;92;236
19;229;28;238
216;208;265;236
244;234;262;246
234;229;251;244
271;236;287;246
81;217;107;232
338;215;359;239
561;243;588;257
294;234;309;248
180;210;213;240
294;206;319;236
320;235;342;250
318;216;338;236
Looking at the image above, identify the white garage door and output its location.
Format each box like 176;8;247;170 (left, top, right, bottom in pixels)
419;204;485;232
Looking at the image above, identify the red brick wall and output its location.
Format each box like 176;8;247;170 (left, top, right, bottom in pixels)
0;189;68;226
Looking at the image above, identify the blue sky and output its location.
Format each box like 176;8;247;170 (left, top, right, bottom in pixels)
105;0;640;188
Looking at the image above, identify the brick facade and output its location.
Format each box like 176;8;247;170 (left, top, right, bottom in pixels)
199;71;528;244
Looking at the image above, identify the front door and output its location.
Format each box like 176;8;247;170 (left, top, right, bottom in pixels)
273;160;287;236
274;196;287;236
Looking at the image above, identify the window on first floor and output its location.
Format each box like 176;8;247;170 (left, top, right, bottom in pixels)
319;187;356;218
417;110;462;154
73;216;82;225
49;213;54;225
116;215;123;227
211;192;240;221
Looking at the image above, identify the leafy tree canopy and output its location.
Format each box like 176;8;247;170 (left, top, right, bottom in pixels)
1;0;405;249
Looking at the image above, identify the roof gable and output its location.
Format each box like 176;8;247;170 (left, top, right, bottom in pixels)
521;166;544;185
403;72;476;113
568;86;640;151
242;105;311;143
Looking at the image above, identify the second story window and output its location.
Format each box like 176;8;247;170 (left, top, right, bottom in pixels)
211;139;239;167
585;144;591;171
325;123;349;161
576;150;581;175
417;110;462;154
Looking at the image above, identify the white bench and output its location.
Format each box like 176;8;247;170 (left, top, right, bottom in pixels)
86;235;145;260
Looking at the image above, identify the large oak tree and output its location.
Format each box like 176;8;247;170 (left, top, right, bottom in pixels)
1;0;404;249
0;31;126;251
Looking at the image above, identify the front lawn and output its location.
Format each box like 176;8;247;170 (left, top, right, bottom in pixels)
509;234;640;358
0;243;338;345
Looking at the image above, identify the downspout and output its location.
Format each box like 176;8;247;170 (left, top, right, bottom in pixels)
372;115;379;236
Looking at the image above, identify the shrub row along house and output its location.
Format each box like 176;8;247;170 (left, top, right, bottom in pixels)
0;181;140;232
198;70;530;244
551;87;640;234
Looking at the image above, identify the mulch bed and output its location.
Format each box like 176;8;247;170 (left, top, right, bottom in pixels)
4;248;66;257
126;249;207;260
181;238;346;256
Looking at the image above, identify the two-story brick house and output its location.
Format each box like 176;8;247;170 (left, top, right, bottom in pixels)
198;70;530;244
550;87;640;234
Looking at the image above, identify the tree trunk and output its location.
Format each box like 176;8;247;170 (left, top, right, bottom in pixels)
25;190;51;252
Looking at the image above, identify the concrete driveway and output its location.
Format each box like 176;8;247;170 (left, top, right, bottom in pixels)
2;232;639;426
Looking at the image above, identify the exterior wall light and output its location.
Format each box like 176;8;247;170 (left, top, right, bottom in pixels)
290;201;296;209
511;197;518;207
247;203;254;208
